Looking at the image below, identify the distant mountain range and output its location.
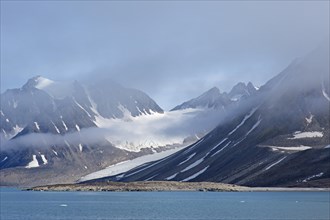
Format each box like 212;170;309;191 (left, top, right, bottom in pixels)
1;43;329;187
171;82;258;111
86;43;330;187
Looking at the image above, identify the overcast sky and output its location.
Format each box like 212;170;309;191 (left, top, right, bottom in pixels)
1;1;329;110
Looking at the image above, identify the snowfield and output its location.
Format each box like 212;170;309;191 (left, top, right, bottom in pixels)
265;145;312;152
25;155;39;168
265;156;287;171
182;166;209;182
288;131;323;139
272;146;312;151
79;145;189;182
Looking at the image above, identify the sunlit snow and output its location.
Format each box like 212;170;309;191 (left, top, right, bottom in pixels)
178;153;196;166
265;156;287;171
34;76;54;89
322;82;330;102
181;166;209;182
302;172;324;182
165;173;178;180
62;120;68;131
1;156;8;163
288;131;323;139
228;107;258;136
181;158;204;172
40;154;48;164
79;145;188;182
34;122;40;130
25;155;39;168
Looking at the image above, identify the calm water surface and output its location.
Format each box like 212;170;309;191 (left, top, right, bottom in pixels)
0;188;329;220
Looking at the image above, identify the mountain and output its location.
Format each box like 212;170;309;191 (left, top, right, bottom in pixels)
1;76;164;138
88;43;330;187
0;76;166;186
171;87;227;110
171;83;257;111
228;82;258;102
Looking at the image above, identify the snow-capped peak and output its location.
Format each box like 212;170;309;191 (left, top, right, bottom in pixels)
22;76;76;99
34;76;55;90
171;87;224;111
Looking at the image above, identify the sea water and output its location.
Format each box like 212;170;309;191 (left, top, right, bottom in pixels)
0;188;329;220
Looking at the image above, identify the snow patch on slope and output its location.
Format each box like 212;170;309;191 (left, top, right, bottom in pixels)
79;145;188;182
34;122;40;130
51;121;60;134
165;173;179;180
181;158;204;172
289;131;323;139
211;141;231;157
40;154;48;164
305;115;313;124
1;156;8;163
74;100;92;118
228;107;258;136
178;153;196;166
322;82;330;102
302;172;324;182
12;125;23;137
245;116;262;137
265;156;287;171
61;119;68;131
181;166;209;182
272;146;312;151
25;155;39;168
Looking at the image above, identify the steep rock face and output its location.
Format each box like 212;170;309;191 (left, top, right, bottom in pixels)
92;44;330;187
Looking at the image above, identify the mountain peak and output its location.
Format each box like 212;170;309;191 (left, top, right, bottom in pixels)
171;86;226;111
201;87;221;98
22;76;54;90
199;86;221;99
207;86;220;93
228;82;257;102
34;76;55;90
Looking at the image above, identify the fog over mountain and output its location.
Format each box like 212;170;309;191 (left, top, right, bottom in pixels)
89;41;329;187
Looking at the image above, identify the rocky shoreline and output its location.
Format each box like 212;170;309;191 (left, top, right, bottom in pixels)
27;181;330;192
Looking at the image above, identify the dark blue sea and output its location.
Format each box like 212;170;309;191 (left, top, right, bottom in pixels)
0;188;329;220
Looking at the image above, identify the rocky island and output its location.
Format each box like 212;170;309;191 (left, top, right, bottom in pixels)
28;181;247;192
27;181;330;192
